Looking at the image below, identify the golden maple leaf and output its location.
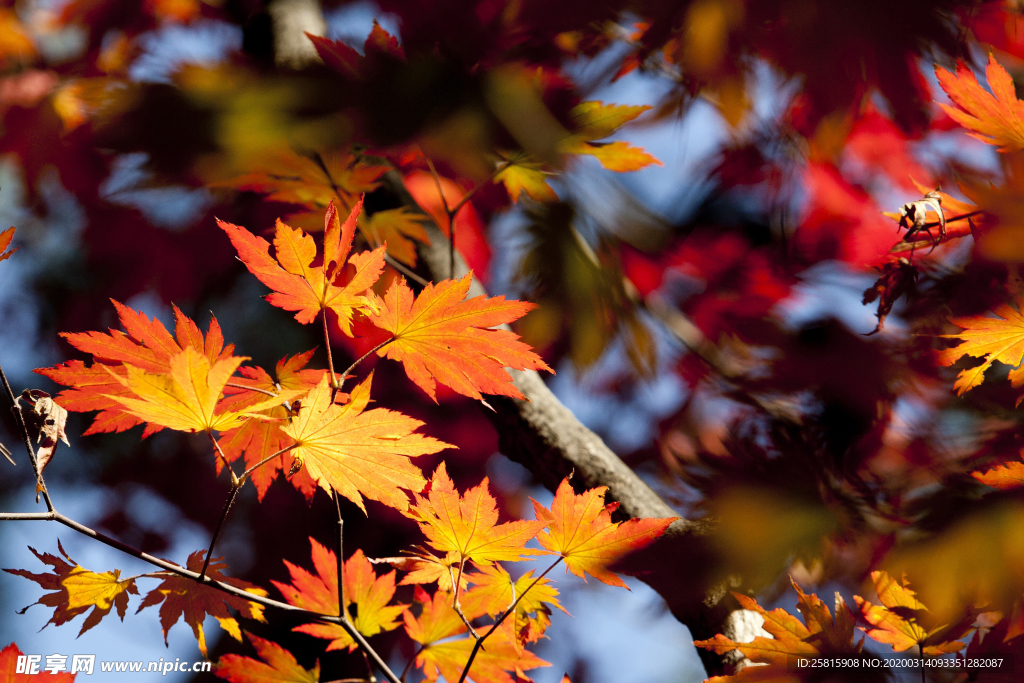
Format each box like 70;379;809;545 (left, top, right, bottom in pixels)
283;373;450;512
405;462;547;567
107;346;301;433
937;298;1024;395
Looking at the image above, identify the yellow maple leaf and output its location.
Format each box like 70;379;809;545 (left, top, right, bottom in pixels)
107;346;301;433
937;298;1024;395
4;541;138;637
283;373;450;512
405;462;547;567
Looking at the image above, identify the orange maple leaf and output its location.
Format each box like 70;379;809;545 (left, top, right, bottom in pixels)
406;462;547;570
217;351;324;501
36;301;237;435
0;642;75;681
283;373;450;512
216;148;388;215
936;54;1024;153
853;571;969;656
371;550;467;592
106;346;301;433
0;227;17;263
4;541;138;637
219;200;385;330
367;274;553;401
404;587;551;683
937;298;1024;395
531;478;675;588
973;453;1024;490
272;538;406;652
136;551;267;657
695;582;860;682
214;633;319;683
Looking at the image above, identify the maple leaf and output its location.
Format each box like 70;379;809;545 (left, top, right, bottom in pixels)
282;373;450;512
217;351;323;501
853;571;968;655
366;274;552;401
694;581;860;680
272;538;406;652
406;462;547;568
218;201;385;330
215;633;319;683
371;550;468;592
106;346;300;434
216;148;388;215
560;101;662;172
404;588;550;683
531;478;675;588
307;20;405;79
936;298;1024;395
936;54;1024;152
466;563;566;646
0;227;16;263
4;541;138;637
0;642;75;681
494;155;557;203
137;550;267;657
973;453;1024;489
36;301;241;435
414;618;550;683
359;207;430;267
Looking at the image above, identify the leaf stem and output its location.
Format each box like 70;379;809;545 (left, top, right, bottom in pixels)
333;490;346;618
224;382;280;398
336;339;394;394
0;509;403;683
240;443;298;480
449;560;480;639
210;432;240;487
384;253;431;288
456;557;563;683
0;362;53;511
199;483;241;581
400;647;424;683
323;310;338;393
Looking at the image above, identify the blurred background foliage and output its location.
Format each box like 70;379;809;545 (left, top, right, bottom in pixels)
7;0;1024;681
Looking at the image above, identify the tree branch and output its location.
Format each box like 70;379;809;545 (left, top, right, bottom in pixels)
0;509;402;683
381;170;735;675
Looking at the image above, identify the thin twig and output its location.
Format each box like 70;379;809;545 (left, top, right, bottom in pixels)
199;484;241;581
0;509;403;683
210;432;240;487
383;253;431;288
337;339;394;394
400;647;423;683
449;562;479;639
421;153;456;279
224;382;280;398
0;362;53;511
324;310;338;392
333;490;346;617
362;651;378;683
241;443;299;480
456;557;563;683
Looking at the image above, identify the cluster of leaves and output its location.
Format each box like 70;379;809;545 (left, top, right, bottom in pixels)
695;571;1014;682
1;195;674;682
